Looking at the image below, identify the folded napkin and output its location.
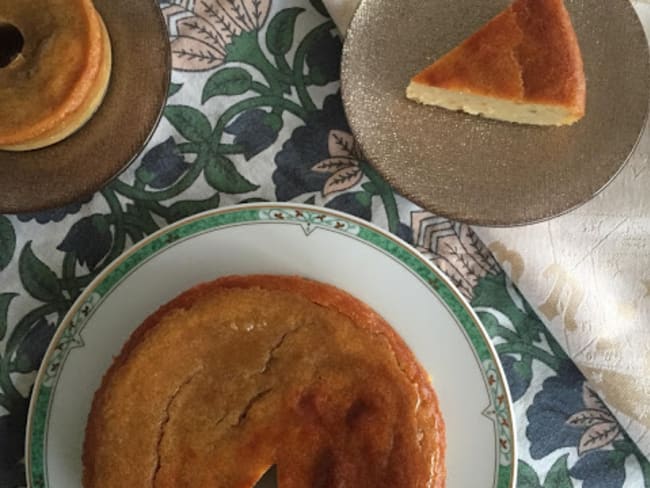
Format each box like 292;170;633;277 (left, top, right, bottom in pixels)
324;0;650;456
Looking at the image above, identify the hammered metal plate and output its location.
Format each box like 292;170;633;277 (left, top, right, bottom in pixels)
0;0;170;214
341;0;650;226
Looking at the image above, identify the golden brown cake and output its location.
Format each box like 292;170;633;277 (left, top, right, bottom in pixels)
406;0;586;126
83;275;446;487
0;0;112;151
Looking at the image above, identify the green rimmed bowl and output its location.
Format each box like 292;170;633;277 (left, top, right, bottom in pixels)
26;203;516;487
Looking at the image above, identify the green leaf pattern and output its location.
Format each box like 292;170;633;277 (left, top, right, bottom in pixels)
202;67;253;102
266;7;305;55
0;216;15;272
0;1;647;487
19;244;62;304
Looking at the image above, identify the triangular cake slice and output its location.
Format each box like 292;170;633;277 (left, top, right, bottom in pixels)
406;0;585;126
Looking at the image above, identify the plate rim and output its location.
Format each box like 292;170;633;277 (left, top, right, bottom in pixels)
340;0;650;227
25;202;517;488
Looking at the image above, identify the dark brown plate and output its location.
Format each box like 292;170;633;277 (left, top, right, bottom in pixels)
341;0;650;226
0;0;171;214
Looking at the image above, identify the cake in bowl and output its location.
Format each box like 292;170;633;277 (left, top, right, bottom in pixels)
83;275;446;487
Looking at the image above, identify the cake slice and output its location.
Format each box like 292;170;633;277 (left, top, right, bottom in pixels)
406;0;586;126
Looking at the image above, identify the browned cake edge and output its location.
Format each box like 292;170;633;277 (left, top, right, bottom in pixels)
410;0;585;117
0;14;112;151
0;0;105;147
83;275;446;487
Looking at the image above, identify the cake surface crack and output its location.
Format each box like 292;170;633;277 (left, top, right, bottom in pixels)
260;325;304;374
509;0;529;99
236;387;274;426
151;370;202;487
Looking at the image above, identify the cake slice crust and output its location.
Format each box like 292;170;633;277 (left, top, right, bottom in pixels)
406;0;585;126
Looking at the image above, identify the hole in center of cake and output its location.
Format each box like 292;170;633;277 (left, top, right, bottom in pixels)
0;23;24;68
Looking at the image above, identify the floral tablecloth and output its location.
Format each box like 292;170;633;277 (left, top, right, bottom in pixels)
0;0;648;486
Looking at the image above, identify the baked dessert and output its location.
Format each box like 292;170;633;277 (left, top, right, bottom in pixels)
0;0;112;151
83;275;446;487
406;0;586;126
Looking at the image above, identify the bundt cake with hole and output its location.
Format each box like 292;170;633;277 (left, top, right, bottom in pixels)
0;0;111;151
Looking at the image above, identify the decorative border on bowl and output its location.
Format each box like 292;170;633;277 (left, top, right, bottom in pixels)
26;204;516;488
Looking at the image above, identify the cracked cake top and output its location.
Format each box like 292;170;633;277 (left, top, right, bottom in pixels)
82;275;446;487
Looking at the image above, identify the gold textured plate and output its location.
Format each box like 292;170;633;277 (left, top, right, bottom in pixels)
0;0;170;214
341;0;650;226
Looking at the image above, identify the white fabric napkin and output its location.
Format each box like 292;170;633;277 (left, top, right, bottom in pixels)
324;0;650;456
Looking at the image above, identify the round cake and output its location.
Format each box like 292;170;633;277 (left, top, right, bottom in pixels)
83;275;446;487
0;0;111;151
